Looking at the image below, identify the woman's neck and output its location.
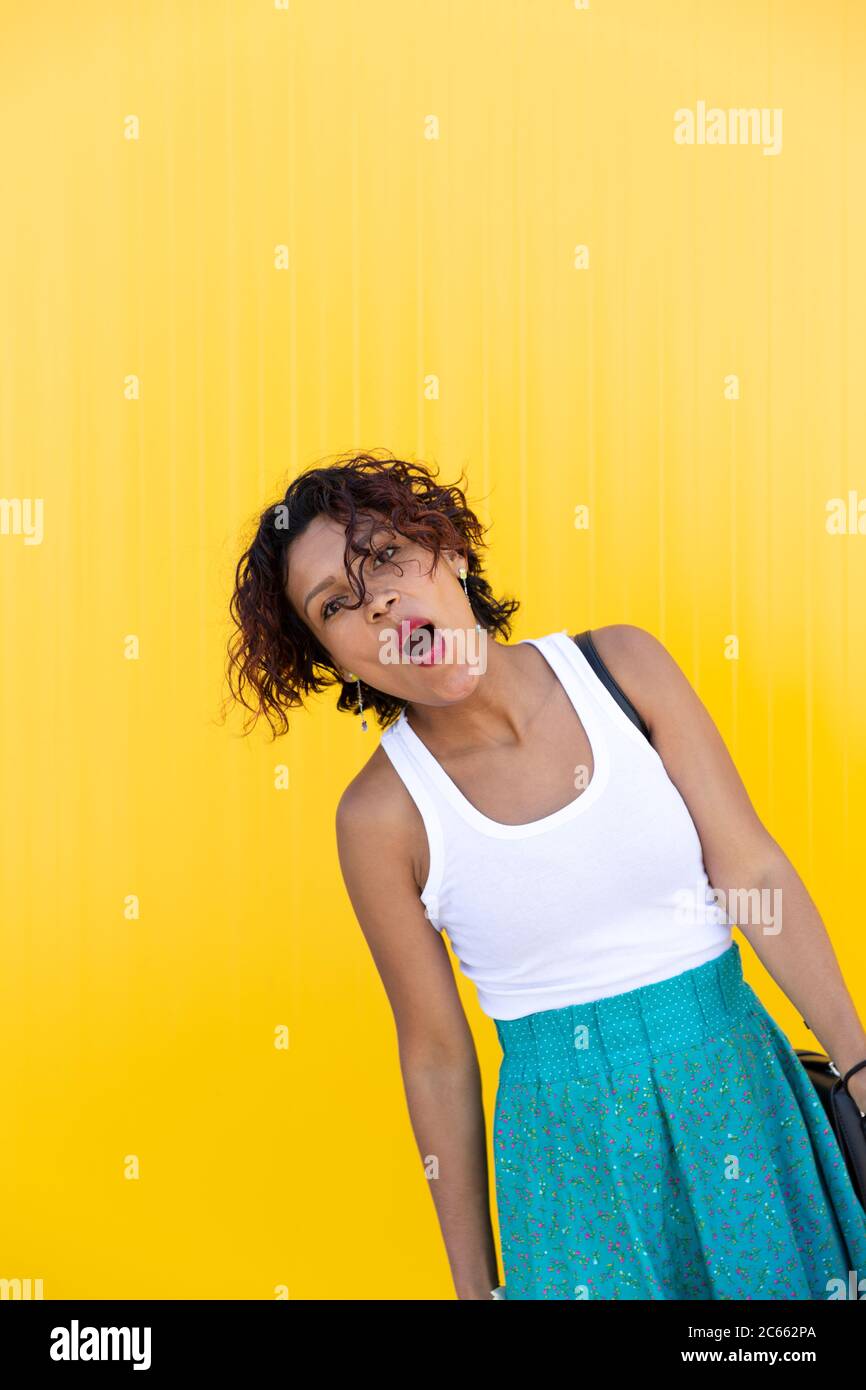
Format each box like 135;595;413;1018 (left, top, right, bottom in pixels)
403;637;556;755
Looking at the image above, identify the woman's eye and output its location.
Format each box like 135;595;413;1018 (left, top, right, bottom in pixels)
322;545;400;620
372;544;399;568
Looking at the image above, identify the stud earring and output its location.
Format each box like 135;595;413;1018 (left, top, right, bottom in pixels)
345;673;368;732
458;565;482;632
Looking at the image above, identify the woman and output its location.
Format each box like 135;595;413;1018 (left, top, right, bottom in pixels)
226;451;866;1301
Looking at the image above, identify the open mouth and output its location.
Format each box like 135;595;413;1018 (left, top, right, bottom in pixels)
403;620;433;654
403;621;445;665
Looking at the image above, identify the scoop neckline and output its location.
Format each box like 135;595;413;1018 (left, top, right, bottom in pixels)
393;630;610;839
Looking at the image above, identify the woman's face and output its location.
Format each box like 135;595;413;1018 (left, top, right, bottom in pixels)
285;512;483;702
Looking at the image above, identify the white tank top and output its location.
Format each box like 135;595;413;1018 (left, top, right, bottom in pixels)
378;628;732;1021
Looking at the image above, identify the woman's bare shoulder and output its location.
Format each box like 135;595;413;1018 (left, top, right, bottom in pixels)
575;624;661;733
335;739;412;831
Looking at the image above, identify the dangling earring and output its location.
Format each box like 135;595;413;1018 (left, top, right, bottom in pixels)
345;673;368;732
459;566;482;632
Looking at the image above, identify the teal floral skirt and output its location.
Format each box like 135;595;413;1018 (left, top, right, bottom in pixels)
492;940;866;1300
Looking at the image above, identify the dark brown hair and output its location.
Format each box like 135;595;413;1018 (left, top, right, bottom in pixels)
222;450;520;739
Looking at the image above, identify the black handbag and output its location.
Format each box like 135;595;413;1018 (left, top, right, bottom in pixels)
796;1047;866;1212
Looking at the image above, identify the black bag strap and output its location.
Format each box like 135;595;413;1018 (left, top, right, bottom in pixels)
841;1057;866;1089
572;630;652;742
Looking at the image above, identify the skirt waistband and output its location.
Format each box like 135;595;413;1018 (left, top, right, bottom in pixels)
494;942;749;1082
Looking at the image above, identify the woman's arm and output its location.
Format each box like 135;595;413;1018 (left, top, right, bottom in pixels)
335;759;502;1300
734;848;866;1112
592;624;866;1114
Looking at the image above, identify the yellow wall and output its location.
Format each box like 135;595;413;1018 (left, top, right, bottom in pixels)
1;0;864;1299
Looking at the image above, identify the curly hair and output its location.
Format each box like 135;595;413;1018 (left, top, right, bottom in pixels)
221;450;520;739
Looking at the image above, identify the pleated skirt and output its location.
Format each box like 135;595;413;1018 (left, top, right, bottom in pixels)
492;940;866;1300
